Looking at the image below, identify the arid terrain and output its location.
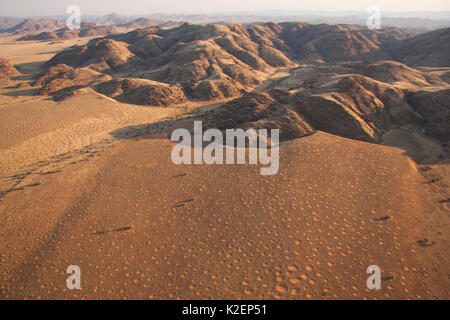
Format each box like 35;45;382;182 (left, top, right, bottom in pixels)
0;20;449;300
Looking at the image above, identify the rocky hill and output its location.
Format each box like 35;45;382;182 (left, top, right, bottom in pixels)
96;78;187;106
119;18;182;30
0;58;20;83
392;27;450;67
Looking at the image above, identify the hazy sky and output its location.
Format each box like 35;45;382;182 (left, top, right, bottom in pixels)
1;0;449;17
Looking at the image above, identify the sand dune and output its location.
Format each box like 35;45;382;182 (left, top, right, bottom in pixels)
0;89;189;179
0;132;448;299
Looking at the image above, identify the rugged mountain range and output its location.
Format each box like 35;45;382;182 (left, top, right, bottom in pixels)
0;18;65;34
41;22;412;97
4;22;449;148
0;17;23;30
17;22;124;41
16;20;183;41
83;12;450;32
1;16;182;40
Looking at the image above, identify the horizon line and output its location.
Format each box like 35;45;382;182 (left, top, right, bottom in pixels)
2;9;450;19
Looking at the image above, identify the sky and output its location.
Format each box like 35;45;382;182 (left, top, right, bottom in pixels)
1;0;449;17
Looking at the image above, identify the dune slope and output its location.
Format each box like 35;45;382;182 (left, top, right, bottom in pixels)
0;132;448;299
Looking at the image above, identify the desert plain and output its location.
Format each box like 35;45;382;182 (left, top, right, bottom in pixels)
0;22;449;300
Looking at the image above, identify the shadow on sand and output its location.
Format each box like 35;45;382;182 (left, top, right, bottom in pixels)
14;61;44;75
109;112;281;149
2;88;39;97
